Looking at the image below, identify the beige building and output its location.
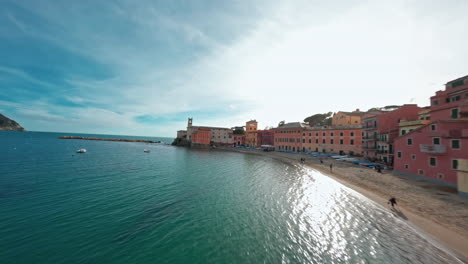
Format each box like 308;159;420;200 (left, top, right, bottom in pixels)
457;159;468;197
418;107;430;121
332;109;366;126
177;130;187;139
398;120;431;136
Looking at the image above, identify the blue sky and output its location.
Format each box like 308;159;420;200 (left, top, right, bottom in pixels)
1;0;467;136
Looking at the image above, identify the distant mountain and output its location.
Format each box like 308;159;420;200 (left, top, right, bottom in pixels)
0;114;25;131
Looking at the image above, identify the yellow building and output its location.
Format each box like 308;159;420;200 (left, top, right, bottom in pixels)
245;120;258;147
332;109;365;126
398;120;431;136
457;159;468;197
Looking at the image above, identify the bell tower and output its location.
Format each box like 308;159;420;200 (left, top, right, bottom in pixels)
188;117;193;128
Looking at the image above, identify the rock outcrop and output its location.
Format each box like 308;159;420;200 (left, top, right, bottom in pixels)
0;114;25;131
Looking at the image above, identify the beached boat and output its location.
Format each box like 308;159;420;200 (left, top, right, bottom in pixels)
76;149;86;153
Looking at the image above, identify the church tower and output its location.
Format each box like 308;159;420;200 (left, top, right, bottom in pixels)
188;117;193;128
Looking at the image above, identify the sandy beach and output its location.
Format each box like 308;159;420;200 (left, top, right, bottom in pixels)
219;147;468;263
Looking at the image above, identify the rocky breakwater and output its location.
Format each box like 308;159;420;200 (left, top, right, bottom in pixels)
59;136;161;143
0;113;25;131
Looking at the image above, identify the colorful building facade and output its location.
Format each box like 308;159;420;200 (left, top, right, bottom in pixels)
191;127;211;146
233;135;245;146
332;109;366;126
362;105;421;164
257;130;274;147
302;127;363;155
273;122;307;152
186;118;233;146
394;75;468;194
394;120;468;186
245;120;258;147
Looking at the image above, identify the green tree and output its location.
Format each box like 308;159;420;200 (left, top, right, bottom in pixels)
303;112;333;126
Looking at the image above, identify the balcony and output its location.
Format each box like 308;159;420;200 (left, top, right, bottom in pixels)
363;145;377;150
362;136;377;141
376;150;393;154
419;144;446;154
363;126;377;131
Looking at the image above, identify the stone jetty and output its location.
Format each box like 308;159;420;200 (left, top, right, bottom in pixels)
59;136;161;143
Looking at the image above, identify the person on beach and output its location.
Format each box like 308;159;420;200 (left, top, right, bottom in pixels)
388;197;397;208
329;163;333;172
320;158;323;164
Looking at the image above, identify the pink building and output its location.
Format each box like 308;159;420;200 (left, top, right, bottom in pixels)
394;75;468;194
233;135;245;146
257;130;274;147
273;122;307;152
362;105;421;164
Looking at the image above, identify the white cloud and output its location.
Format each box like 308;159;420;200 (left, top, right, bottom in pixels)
3;0;468;136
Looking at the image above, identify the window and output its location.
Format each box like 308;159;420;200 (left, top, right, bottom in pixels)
340;132;343;136
402;130;406;135
350;139;354;145
302;139;305;143
350;132;354;136
340;139;343;145
429;157;437;167
397;152;402;158
432;100;438;105
433;138;440;145
303;133;305;136
330;139;334;144
315;139;318;143
331;132;334;136
407;138;413;145
309;133;311;136
451;139;460;149
322;132;326;136
322;139;325;144
431;124;436;131
451;108;459;119
418;169;424;175
452;159;459;170
404;164;409;169
451;79;464;88
411;154;416;160
316;133;318;136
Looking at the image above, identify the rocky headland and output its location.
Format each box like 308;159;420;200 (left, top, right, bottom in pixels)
0;113;25;131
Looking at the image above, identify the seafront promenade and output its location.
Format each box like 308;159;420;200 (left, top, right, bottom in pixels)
219;146;468;262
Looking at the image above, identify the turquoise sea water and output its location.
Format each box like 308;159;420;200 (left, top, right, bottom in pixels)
0;131;463;263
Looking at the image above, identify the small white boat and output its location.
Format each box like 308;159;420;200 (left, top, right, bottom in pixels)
144;149;150;153
76;149;86;153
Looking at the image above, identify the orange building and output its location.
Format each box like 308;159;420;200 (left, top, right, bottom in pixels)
191;127;211;146
245;120;258;147
332;109;366;126
302;127;363;155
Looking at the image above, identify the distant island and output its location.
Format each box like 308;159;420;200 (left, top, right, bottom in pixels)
0;113;25;131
